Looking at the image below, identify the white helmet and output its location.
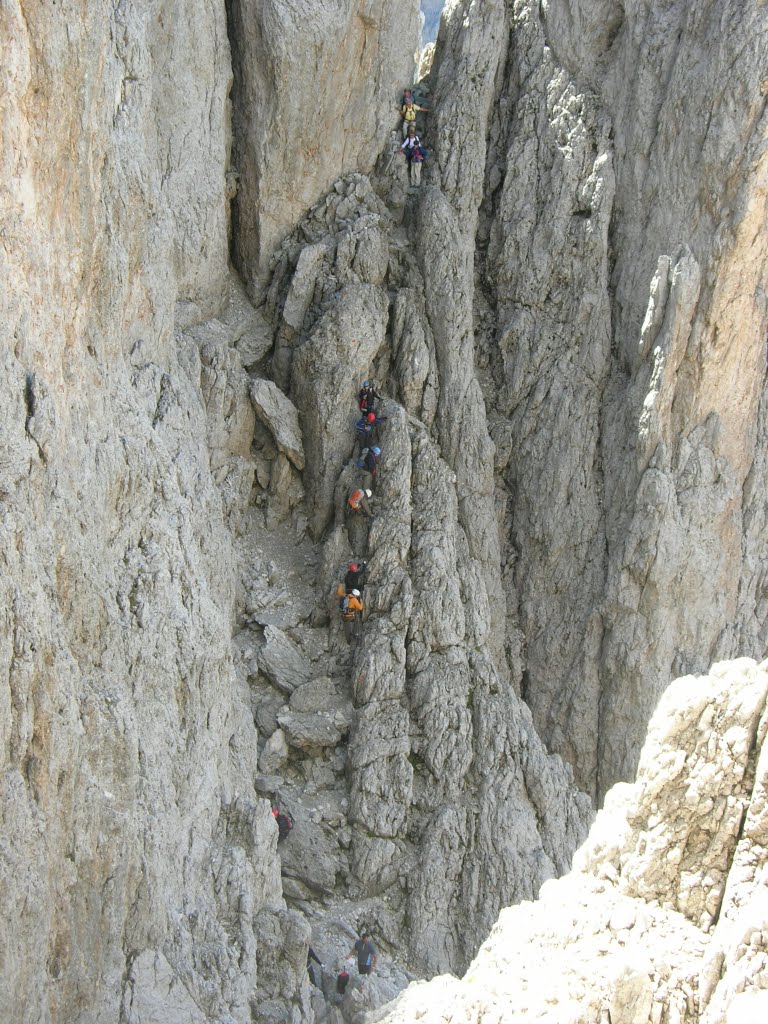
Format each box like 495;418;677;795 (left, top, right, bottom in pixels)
365;489;372;498
351;589;361;597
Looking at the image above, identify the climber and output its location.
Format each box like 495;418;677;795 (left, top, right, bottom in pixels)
401;125;425;187
358;379;383;415
362;446;381;479
272;807;293;842
348;931;377;976
368;409;388;440
400;96;430;137
345;561;368;594
348;488;373;519
358;409;387;444
307;947;322;988
401;85;429;108
339;589;364;642
355;411;376;446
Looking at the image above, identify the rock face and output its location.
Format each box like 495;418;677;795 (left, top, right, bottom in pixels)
2;0;418;1020
463;0;768;799
374;660;768;1024
226;0;422;286
238;166;593;983
2;0;768;1021
1;2;289;1022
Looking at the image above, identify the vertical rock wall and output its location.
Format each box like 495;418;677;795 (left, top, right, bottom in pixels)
2;1;330;1020
251;0;594;977
469;0;768;798
226;0;422;288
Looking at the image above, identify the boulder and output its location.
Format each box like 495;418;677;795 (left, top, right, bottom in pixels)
277;709;352;752
249;377;305;470
259;729;289;774
257;626;313;694
289;676;347;714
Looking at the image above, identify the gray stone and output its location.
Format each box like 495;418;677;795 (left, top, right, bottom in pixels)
375;661;768;1024
259;728;289;774
227;0;422;282
277;709;351;752
249;377;305;470
289;676;346;714
257;626;313;695
279;819;342;896
254;775;285;796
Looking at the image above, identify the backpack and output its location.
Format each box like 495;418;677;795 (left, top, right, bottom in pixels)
336;970;349;995
339;594;351;615
273;809;293;842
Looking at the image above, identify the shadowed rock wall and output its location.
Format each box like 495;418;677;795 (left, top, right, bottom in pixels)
466;0;768;798
226;0;422;288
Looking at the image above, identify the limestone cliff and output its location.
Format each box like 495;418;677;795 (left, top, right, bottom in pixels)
2;0;767;1022
466;0;768;799
374;659;768;1024
226;0;422;287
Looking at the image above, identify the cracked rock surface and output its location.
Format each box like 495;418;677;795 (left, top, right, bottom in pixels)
2;0;768;1022
374;660;768;1024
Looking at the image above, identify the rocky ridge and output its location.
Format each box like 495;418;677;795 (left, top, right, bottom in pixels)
226;0;422;287
374;659;768;1024
235;160;593;988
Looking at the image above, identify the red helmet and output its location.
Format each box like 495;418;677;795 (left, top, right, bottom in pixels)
349;563;359;572
367;412;375;422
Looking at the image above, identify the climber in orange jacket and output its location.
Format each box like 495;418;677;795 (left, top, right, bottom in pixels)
348;488;373;519
339;589;364;642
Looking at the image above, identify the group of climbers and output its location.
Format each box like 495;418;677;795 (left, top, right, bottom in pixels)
274;84;425;982
339;377;390;641
350;384;385;493
305;931;378;1001
398;85;430;188
353;380;384;479
272;383;385;987
338;557;367;641
266;83;432;1008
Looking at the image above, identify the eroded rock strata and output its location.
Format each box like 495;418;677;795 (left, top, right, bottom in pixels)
2;0;767;1021
374;660;768;1024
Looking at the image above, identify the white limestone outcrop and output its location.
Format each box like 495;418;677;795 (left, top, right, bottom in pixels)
374;660;768;1024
